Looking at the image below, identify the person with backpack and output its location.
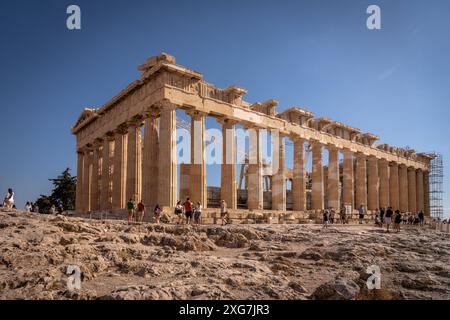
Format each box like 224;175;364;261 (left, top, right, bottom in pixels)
358;204;366;224
385;206;393;233
154;204;161;224
322;209;330;229
418;210;425;227
194;201;202;224
174;200;184;224
394;210;402;232
127;198;135;222
220;200;228;226
183;197;193;224
137;201;145;222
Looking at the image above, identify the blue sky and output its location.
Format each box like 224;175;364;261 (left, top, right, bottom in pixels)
0;0;448;217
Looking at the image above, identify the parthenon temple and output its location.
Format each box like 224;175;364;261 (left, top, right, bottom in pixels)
72;53;433;222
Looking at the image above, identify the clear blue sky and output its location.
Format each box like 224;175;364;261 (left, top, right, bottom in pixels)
0;0;448;217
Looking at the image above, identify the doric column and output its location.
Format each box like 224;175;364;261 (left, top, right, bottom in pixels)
112;127;128;210
327;145;339;210
355;152;367;208
367;156;379;211
272;134;286;211
292;137;306;211
424;171;430;216
408;167;417;213
75;150;84;212
126;121;143;203
90;141;101;211
188;110;207;208
247;126;263;210
100;136;113;211
220;119;237;209
416;169;424;212
399;164;409;212
157;101;178;207
389;162;399;211
342;148;354;209
311;141;324;211
378;159;389;209
142;110;159;208
82;147;92;212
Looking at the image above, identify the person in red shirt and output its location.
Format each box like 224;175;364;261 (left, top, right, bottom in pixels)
183;197;193;224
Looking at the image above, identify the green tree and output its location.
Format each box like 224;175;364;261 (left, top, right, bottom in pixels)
35;168;76;212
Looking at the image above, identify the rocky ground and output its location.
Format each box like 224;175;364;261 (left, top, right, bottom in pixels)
0;208;449;300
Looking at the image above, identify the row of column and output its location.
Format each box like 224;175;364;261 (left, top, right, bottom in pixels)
76;105;429;214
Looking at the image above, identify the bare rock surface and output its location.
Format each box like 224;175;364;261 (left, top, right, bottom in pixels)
0;208;449;300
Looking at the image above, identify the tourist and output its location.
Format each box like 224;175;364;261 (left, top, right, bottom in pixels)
3;188;14;209
340;206;347;224
385;206;393;233
322;209;330;229
24;202;32;212
183;197;193;224
220;199;228;226
329;207;335;224
194;201;202;224
127;198;135;222
137;201;145;222
153;204;161;224
418;210;425;227
394;210;402;232
174;200;184;224
358;204;366;224
57;204;64;215
50;204;56;214
380;207;385;224
375;212;382;227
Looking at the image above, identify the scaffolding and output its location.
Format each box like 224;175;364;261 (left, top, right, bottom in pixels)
429;153;444;220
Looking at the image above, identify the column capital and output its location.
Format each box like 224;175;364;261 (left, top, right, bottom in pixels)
113;123;129;135
407;166;416;171
144;107;160;119
155;98;177;111
326;144;339;151
217;117;238;126
186;109;208;120
290;135;305;143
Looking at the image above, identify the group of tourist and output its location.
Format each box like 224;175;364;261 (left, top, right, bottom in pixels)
322;203;426;233
24;201;40;213
124;197;230;226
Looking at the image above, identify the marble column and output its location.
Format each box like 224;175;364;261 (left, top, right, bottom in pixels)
272;134;286;211
424;171;430;216
247;127;263;210
399;164;409;212
189;111;207;208
82;148;92;212
327;145;339;210
367;156;379;211
311;141;324;211
292;137;306;211
112;127;128;210
389;162;399;211
158;102;178;207
355;152;367;208
378;159;389;209
416;169;424;212
100;136;112;211
220;119;237;209
142;111;159;208
408;167;417;213
76;151;84;212
126;121;142;203
90;141;101;211
342;148;354;209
